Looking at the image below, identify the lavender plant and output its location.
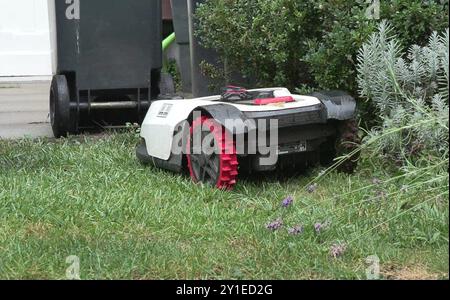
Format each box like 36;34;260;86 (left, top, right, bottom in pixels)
357;21;449;183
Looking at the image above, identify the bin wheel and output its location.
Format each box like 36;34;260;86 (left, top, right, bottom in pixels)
50;75;71;138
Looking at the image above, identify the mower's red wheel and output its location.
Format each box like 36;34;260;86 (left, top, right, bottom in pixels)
187;116;239;190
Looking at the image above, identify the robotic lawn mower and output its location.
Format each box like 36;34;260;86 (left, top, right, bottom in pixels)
137;87;360;190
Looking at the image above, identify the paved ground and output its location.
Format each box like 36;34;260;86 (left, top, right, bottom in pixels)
0;81;53;139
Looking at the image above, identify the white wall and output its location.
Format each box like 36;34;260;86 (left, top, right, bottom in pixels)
0;0;53;77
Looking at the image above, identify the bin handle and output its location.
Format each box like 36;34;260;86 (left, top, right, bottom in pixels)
162;32;176;52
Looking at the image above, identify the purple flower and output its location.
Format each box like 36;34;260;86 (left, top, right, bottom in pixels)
372;178;382;185
330;243;347;258
306;183;318;194
281;196;294;208
266;219;283;231
314;222;323;233
288;225;304;235
376;190;387;201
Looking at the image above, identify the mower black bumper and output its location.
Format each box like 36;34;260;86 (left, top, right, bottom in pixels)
136;140;183;173
237;104;338;172
243;103;327;128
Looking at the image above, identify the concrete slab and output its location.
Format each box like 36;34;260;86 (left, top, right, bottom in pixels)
0;81;53;139
0;76;52;83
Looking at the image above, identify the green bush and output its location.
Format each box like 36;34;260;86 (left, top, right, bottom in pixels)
195;0;449;95
195;0;322;89
382;0;450;48
303;1;377;93
163;59;182;93
306;0;449;93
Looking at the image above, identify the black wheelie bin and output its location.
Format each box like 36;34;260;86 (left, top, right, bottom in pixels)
49;0;163;137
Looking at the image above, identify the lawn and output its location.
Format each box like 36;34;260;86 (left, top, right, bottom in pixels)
0;132;448;279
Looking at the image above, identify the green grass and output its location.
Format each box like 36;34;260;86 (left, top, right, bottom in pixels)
0;132;448;279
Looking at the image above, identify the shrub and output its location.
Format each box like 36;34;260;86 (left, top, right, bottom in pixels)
163;59;182;93
195;0;322;89
302;1;377;93
195;0;449;95
382;0;450;48
307;0;450;93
